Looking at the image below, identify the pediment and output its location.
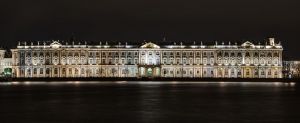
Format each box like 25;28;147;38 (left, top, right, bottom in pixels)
50;41;62;48
141;42;160;48
241;41;255;47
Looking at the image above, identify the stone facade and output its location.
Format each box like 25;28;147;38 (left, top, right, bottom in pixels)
0;50;12;76
11;38;283;78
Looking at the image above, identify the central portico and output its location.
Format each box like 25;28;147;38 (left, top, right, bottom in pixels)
138;42;161;77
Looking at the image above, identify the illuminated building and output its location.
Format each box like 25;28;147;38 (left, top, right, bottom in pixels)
0;49;12;77
11;38;283;78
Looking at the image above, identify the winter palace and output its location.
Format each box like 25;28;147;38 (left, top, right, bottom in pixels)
9;38;283;78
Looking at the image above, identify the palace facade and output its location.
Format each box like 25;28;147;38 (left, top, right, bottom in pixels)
11;38;283;78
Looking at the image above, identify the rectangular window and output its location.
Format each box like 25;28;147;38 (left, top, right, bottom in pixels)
203;58;207;64
122;59;125;64
33;68;37;74
128;59;132;64
210;58;214;64
69;68;72;74
238;71;241;75
134;59;138;64
261;71;265;75
62;68;66;74
54;68;58;74
40;68;43;74
163;59;167;64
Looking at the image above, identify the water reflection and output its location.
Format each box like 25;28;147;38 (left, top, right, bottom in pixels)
0;81;299;122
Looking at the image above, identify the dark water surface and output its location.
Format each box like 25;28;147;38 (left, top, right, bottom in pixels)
0;81;300;123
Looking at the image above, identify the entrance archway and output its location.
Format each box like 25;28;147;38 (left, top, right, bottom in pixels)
138;66;161;77
147;68;153;77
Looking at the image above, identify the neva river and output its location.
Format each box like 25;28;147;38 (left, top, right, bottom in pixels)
0;81;299;123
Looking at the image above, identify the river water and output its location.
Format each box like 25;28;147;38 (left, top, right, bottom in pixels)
0;81;299;123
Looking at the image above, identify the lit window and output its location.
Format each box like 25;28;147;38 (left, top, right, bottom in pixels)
246;69;250;75
54;68;58;74
33;68;37;74
40;68;43;74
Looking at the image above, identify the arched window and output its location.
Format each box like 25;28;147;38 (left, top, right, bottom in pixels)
246;52;250;57
27;69;31;75
39;52;44;57
46;52;50;57
33;68;37;74
261;71;265;75
33;52;37;57
237;52;242;57
224;52;229;57
62;68;66;74
46;68;50;74
267;53;272;57
217;52;222;57
74;68;78;74
260;53;265;57
254;52;259;57
54;68;58;74
274;53;279;57
230;52;235;57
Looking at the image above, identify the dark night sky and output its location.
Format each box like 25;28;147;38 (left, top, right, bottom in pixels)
0;0;299;59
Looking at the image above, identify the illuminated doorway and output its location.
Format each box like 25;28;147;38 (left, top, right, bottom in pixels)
147;68;153;77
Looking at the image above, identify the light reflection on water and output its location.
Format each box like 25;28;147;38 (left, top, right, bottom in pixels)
0;80;299;122
0;81;297;87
